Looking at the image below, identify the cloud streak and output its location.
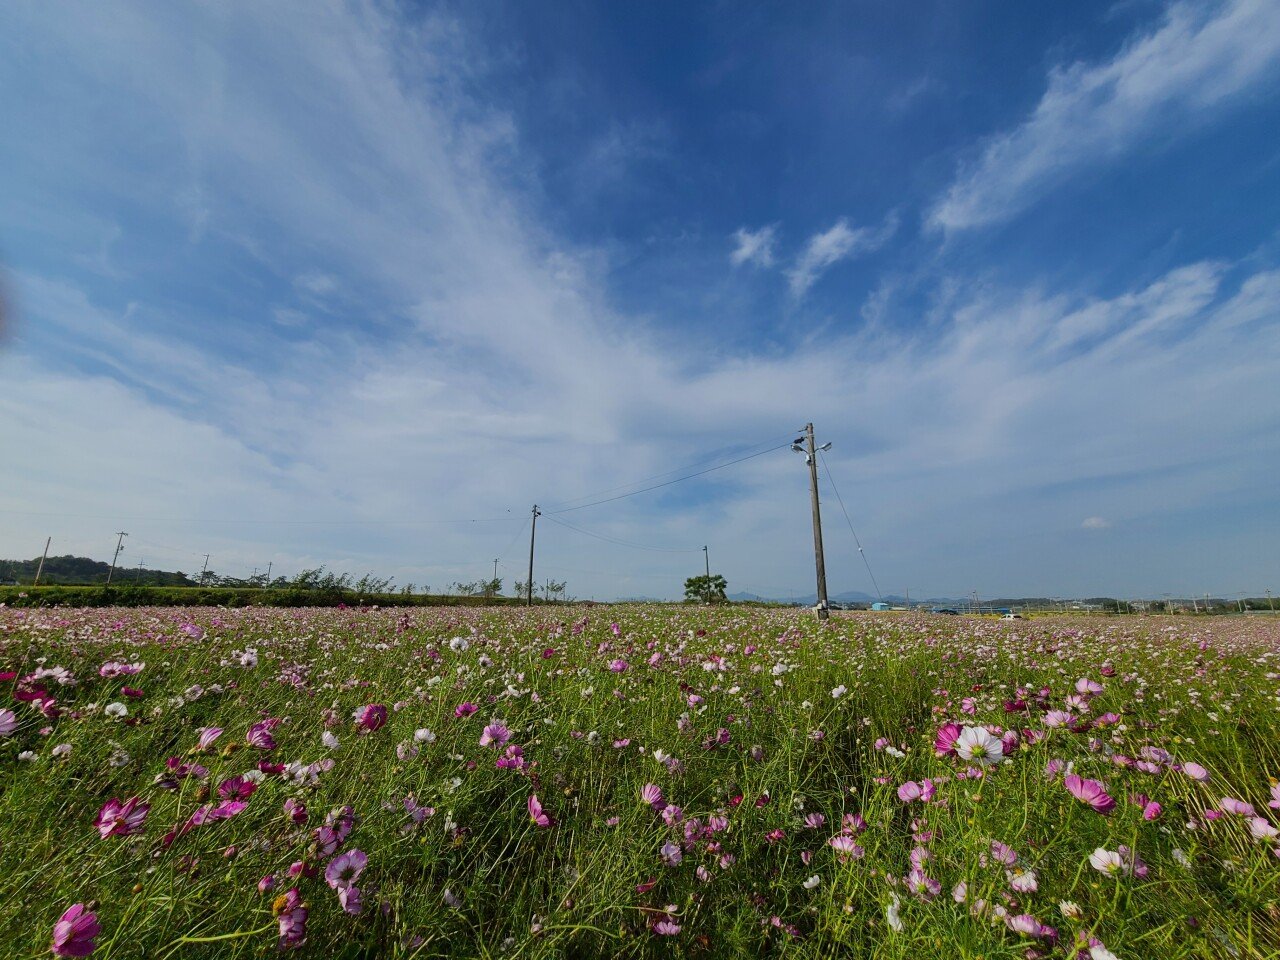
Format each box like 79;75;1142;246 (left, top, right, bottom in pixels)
786;214;897;298
929;0;1280;232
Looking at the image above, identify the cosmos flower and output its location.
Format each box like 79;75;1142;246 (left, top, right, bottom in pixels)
50;903;100;957
324;849;368;890
246;722;277;751
1089;848;1124;875
195;727;222;751
934;722;962;756
660;841;683;867
273;889;307;950
1220;797;1256;817
955;727;1004;766
0;709;17;737
479;723;511;749
94;797;150;838
352;704;387;732
528;794;555;828
640;783;664;810
1064;774;1116;814
1181;762;1210;782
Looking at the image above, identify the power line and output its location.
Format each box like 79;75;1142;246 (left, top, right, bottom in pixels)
543;433;796;511
817;450;883;603
0;508;520;526
542;514;700;553
548;442;793;515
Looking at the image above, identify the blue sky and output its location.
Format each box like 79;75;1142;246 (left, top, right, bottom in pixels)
2;0;1279;600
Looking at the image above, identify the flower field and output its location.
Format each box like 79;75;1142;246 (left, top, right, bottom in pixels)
2;606;1279;958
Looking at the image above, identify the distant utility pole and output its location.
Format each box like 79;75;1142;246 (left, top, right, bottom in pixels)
135;558;145;583
201;554;210;582
703;545;710;580
33;537;51;586
106;532;128;586
526;505;540;607
1267;589;1274;613
266;562;273;586
493;558;499;582
803;423;830;621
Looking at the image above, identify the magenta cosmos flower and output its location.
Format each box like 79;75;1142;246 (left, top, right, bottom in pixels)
353;704;387;733
528;794;555;828
454;702;478;719
934;722;962;757
94;797;150;838
1064;774;1116;814
246;721;277;751
50;903;101;957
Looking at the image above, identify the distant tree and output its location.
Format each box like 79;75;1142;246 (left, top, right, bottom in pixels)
481;577;502;598
514;580;529;598
685;574;728;604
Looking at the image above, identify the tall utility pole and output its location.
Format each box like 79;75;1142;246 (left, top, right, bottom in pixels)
106;532;128;585
703;545;710;579
135;558;145;583
803;423;830;621
201;554;210;583
526;505;540;607
33;537;51;586
493;559;499;582
266;561;273;586
1267;589;1274;613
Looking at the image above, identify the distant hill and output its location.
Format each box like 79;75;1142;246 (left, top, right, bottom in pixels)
0;554;196;587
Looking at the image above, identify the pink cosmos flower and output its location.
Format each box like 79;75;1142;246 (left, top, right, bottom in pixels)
1064;774;1116;814
1008;869;1038;893
1075;678;1104;696
1006;914;1053;939
259;875;276;893
454;702;478;719
906;868;940;899
275;889;308;950
660;841;683;866
479;724;511;749
50;903;100;957
246;721;277;751
1270;784;1280;810
828;835;865;859
353;704;387;732
990;841;1017;866
195;727;223;751
1220;797;1256;817
528;794;555;828
94;797;150;838
324;849;368;890
640;783;664;810
338;886;362;915
608;659;629;672
934;722;962;757
897;780;935;802
0;708;17;737
1181;761;1210;782
804;812;826;830
1249;817;1279;841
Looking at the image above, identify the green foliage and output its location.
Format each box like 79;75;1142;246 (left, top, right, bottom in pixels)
684;573;728;603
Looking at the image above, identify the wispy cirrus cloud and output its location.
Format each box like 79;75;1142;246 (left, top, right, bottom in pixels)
786;214;897;298
929;0;1280;232
729;225;778;268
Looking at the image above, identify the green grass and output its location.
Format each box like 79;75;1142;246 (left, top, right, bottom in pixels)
1;606;1278;958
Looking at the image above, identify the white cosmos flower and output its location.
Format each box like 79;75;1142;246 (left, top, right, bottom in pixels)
104;702;128;719
802;875;821;889
955;726;1003;766
322;732;340;750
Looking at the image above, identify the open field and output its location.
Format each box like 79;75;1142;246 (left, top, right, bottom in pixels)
2;606;1279;958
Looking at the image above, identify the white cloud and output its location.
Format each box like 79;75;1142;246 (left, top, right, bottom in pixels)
730;225;777;268
929;0;1280;232
1082;517;1112;530
786;214;897;297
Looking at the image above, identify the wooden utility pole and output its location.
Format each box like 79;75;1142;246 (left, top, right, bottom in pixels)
526;505;540;607
33;537;51;586
804;423;830;621
106;532;128;585
201;554;210;582
703;545;710;579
